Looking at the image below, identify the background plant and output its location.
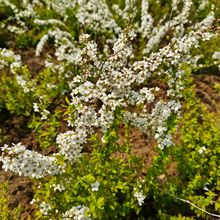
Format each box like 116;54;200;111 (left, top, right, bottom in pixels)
0;0;219;219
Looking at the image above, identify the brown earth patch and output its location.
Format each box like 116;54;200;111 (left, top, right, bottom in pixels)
194;74;220;112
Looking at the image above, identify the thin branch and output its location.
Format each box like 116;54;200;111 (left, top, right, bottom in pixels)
168;4;174;30
168;193;220;218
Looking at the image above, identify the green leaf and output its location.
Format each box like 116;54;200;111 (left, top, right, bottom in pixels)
97;197;105;209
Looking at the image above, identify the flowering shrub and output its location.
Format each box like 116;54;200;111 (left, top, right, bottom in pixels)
144;81;220;219
0;0;219;219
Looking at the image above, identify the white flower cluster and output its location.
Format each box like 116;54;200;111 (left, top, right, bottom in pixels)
66;30;213;154
112;0;138;24
198;146;207;155
34;19;66;28
212;51;220;60
35;28;80;63
33;102;51;120
0;48;21;71
62;205;90;220
33;102;40;112
139;0;153;37
56;130;85;163
53;182;65;192
15;75;30;93
39;201;52;216
133;178;146;206
134;190;145;206
133;179;146;206
142;0;193;53
0;143;64;178
41;109;50;120
76;0;121;33
195;10;215;30
212;51;220;70
0;49;33;93
91;181;100;192
141;0;215;54
35;34;49;57
198;0;209;11
1;1;35;34
33;0;121;59
0;0;216;180
2;0;216;44
42;0;77;17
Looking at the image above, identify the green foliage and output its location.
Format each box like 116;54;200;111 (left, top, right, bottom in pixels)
148;80;220;219
33;118;146;219
0;182;22;220
30;79;220;219
28;106;63;149
0;67;33;116
15;32;37;49
171;83;220;219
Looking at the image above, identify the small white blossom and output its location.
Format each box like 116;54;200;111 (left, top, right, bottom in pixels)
62;205;90;220
134;189;145;206
33;103;40;112
16;75;30;93
91;181;100;191
203;182;210;191
212;51;220;60
53;183;65;192
41;109;50;120
198;146;207;155
40;201;52;216
30;199;35;205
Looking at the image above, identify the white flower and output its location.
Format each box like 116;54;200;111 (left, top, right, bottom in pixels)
15;75;30;93
53;183;65;192
62;205;90;220
56;130;85;163
101;136;107;143
30;199;35;204
203;182;210;191
212;51;220;60
0;143;64;178
134;189;145;206
40;201;52;216
91;181;100;191
41;109;50;120
198;146;206;155
33;103;40;112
